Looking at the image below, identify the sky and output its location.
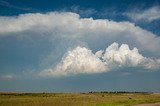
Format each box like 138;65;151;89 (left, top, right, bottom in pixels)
0;0;160;92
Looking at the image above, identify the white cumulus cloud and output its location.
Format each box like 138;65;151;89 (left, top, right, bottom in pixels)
96;42;160;70
0;12;160;55
38;46;107;77
39;43;160;77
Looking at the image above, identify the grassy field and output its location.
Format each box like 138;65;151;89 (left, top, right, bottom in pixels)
0;92;160;106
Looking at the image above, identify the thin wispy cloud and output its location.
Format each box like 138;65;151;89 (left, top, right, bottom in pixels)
64;6;121;19
124;6;160;22
1;74;14;79
0;0;36;11
70;5;97;17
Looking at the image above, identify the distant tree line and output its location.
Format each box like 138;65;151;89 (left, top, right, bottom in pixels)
88;91;153;94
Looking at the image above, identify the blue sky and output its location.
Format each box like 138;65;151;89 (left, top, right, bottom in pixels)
0;0;160;92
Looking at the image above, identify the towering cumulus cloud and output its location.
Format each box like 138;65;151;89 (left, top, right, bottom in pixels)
39;46;107;77
96;43;160;70
39;43;160;77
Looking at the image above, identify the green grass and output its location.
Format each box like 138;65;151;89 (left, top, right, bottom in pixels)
0;92;160;106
